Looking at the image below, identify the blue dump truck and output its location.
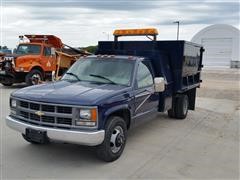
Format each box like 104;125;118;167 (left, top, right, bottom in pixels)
6;28;204;162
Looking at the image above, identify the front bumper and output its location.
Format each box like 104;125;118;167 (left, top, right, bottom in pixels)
6;116;105;146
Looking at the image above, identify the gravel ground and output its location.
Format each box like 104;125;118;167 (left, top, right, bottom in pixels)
199;68;240;101
0;68;239;179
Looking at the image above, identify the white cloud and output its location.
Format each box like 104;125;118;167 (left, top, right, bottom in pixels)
1;0;239;49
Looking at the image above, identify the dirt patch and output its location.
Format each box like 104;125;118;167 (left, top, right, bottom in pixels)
198;69;240;101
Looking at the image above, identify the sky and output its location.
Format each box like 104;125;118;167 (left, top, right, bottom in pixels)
0;0;239;49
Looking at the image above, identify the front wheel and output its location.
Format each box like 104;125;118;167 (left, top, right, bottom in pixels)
96;116;127;162
175;94;189;119
25;69;43;86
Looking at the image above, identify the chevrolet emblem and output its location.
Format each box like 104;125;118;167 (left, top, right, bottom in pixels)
35;111;45;116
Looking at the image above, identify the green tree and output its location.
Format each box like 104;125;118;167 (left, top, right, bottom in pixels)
81;45;98;54
0;45;8;49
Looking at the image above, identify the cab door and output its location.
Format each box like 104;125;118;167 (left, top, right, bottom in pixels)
41;46;56;71
133;61;159;120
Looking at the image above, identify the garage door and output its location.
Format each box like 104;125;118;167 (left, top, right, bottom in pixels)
201;38;232;67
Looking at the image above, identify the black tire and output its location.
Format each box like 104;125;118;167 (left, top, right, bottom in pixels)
1;82;13;86
167;108;175;118
168;97;177;118
175;94;189;119
22;134;42;144
96;116;127;162
25;69;43;86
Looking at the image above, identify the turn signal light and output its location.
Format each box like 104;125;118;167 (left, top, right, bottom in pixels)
91;109;97;122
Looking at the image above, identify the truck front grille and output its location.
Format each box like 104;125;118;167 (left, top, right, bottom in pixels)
57;117;72;125
20;101;28;108
15;100;75;129
57;106;72;114
30;113;40;121
42;105;55;112
42;115;55;123
20;111;29;119
30;103;40;110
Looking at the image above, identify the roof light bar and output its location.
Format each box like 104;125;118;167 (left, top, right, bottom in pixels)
113;28;158;41
113;28;158;36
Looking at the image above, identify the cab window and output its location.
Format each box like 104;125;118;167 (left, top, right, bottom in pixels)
16;44;41;55
137;62;153;88
43;47;51;56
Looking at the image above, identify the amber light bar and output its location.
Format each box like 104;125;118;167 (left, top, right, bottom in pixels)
113;28;158;37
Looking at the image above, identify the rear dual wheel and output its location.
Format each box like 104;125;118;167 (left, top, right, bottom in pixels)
168;94;189;119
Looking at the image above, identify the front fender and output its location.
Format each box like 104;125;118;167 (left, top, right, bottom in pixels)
104;104;129;117
15;61;43;72
100;104;131;129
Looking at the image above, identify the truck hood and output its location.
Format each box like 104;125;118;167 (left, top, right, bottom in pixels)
12;80;131;106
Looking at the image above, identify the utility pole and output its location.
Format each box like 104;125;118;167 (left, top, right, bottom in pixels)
173;21;180;40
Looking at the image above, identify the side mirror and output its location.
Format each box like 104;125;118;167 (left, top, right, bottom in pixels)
154;77;165;92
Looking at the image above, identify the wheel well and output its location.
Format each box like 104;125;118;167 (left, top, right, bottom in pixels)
108;109;131;129
31;66;44;73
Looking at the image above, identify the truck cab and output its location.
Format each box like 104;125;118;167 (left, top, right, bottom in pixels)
0;35;62;86
6;28;204;162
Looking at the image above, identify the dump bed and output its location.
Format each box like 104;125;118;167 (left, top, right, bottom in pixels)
97;40;204;93
25;35;63;48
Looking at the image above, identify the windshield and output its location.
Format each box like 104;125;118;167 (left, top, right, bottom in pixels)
16;44;41;55
62;58;134;86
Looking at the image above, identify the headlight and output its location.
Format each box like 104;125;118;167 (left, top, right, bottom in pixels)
80;109;91;119
11;99;17;108
76;108;97;127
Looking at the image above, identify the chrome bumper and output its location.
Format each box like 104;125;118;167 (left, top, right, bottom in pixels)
6;116;105;146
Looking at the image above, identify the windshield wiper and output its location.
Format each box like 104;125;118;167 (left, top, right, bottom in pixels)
65;72;81;81
89;74;118;85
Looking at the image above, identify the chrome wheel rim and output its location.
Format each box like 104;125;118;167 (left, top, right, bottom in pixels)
110;126;125;154
31;74;41;85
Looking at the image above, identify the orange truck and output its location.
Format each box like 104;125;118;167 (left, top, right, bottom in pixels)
0;35;88;86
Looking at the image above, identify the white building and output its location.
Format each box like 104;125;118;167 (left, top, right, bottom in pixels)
191;24;240;67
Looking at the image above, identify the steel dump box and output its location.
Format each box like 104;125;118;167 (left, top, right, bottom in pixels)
97;40;204;93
